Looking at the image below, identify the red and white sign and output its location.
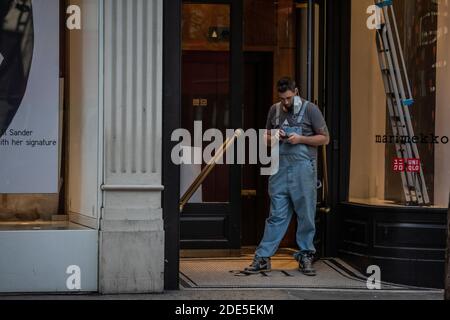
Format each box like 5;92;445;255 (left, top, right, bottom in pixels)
406;159;420;173
392;158;405;172
392;158;421;173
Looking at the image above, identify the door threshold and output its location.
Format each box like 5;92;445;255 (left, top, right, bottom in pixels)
180;247;299;258
180;249;242;258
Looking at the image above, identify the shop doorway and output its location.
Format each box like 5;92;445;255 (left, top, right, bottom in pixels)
241;52;274;247
241;51;303;249
165;0;448;291
163;0;329;289
179;1;242;250
179;0;326;252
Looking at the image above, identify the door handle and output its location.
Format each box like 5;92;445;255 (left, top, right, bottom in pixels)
241;190;257;198
320;144;331;214
318;206;331;214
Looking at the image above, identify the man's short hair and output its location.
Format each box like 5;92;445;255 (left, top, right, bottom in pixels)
277;77;296;93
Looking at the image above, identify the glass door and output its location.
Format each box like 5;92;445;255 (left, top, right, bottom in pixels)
180;1;242;249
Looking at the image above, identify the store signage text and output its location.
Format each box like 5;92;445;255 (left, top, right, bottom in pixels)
0;128;57;148
392;158;421;173
375;134;449;145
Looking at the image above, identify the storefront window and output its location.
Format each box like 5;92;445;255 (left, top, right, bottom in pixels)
0;0;61;223
349;0;450;207
0;0;100;224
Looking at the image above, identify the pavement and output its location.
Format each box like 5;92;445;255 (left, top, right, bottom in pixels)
0;252;445;301
0;288;445;300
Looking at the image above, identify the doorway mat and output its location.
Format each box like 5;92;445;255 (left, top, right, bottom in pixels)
179;255;436;291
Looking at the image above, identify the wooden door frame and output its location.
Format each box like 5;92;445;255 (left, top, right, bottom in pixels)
163;0;350;290
163;0;243;290
163;0;182;291
179;0;242;250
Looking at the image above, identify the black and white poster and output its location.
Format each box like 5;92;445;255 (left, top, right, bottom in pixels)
0;0;59;193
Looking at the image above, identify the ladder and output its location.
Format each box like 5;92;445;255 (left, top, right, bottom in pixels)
374;0;430;206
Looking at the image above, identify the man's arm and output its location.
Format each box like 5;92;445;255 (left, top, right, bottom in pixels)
292;135;329;147
287;103;330;147
264;106;279;147
264;129;282;147
287;133;329;146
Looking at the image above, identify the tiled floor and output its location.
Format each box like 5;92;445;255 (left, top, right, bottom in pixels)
180;254;435;291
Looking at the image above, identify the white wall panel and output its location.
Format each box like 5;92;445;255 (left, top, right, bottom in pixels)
68;0;100;226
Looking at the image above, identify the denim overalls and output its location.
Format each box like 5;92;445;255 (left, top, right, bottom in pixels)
256;97;317;258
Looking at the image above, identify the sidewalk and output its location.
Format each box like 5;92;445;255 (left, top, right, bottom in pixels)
1;254;445;301
0;288;444;300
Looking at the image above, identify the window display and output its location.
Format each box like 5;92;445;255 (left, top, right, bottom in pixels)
349;0;449;207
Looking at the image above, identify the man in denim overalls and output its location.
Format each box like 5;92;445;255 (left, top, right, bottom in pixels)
245;77;330;276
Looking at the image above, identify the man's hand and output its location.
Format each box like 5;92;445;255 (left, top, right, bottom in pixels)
287;130;330;146
265;129;285;147
289;134;329;147
286;133;303;145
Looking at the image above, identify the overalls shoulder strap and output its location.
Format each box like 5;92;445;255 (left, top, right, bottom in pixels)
275;99;309;127
275;103;282;127
297;100;309;125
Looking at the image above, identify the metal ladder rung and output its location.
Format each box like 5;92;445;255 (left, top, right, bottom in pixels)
374;0;430;206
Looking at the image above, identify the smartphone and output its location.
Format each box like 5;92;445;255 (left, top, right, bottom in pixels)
281;127;295;140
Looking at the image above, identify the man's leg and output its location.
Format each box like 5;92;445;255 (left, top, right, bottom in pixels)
255;166;292;258
254;193;293;259
254;165;293;259
290;160;317;255
289;160;317;276
246;198;292;274
244;165;291;274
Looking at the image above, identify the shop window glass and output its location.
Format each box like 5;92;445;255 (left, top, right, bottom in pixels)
0;1;56;224
349;0;450;208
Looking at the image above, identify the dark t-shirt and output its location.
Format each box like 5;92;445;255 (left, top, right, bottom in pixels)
265;99;329;159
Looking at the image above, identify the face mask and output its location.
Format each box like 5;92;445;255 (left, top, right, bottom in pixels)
294;96;301;109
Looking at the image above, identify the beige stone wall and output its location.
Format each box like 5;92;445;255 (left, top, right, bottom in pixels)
349;0;387;203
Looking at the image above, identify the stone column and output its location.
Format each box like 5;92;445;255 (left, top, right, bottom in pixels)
99;0;164;293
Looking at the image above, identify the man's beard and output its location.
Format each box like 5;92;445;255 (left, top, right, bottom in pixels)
283;103;294;112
